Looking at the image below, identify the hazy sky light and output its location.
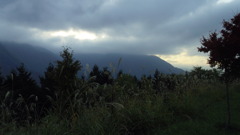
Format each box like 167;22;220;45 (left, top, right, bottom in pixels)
0;0;239;69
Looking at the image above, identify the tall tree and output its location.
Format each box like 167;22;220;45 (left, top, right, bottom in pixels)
4;63;38;98
55;47;82;93
40;63;56;91
0;68;3;87
3;64;41;122
39;48;82;116
0;68;5;100
89;64;101;83
153;69;161;93
99;67;113;85
198;13;240;128
39;63;57;103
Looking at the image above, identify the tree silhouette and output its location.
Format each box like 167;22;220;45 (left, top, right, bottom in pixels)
89;64;101;83
0;69;4;100
89;65;113;85
39;47;82;116
2;64;41;122
4;64;38;98
55;47;82;95
153;69;161;93
40;63;56;91
99;67;113;85
198;13;240;128
0;69;3;87
39;63;57;107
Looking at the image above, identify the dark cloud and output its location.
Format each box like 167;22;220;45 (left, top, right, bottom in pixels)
0;0;239;56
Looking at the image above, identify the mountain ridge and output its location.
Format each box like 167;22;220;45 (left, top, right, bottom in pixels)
0;42;185;79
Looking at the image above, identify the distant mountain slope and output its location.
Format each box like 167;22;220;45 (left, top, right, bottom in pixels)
0;42;184;79
76;54;184;78
0;43;19;74
0;42;57;77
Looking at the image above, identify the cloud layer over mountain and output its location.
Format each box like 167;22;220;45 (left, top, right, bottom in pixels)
0;0;239;68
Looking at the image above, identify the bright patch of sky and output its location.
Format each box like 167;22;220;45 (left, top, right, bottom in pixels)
156;50;210;70
217;0;235;4
49;29;107;41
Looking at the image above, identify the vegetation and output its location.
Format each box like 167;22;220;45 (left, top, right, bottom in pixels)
198;13;240;128
0;48;239;135
0;13;239;134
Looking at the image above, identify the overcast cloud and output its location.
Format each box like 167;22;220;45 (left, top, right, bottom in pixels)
0;0;239;69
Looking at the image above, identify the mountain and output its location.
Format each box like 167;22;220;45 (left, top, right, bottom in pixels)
0;42;184;80
76;54;184;78
0;42;57;78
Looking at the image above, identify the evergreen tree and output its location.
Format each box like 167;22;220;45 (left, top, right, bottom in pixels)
153;69;161;93
4;63;38;98
89;64;101;83
89;65;113;85
99;67;113;85
40;47;82;99
0;69;3;86
0;69;5;100
40;63;56;91
55;48;82;91
3;64;40;122
39;48;82;116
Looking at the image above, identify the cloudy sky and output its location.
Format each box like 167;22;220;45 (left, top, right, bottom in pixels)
0;0;239;69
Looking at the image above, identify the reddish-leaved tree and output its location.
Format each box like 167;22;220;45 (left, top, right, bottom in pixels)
198;13;240;128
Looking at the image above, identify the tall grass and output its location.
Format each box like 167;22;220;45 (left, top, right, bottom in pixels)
1;74;240;134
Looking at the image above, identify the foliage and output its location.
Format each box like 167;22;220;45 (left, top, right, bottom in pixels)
198;13;240;128
55;47;82;90
1;81;240;135
198;13;240;79
0;64;42;124
40;63;56;92
0;69;3;86
1;45;240;134
39;47;82;116
89;65;113;85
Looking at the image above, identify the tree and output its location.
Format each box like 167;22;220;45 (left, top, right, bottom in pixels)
99;67;113;85
40;63;56;91
0;69;3;87
0;68;5;100
0;69;3;85
153;69;161;93
55;47;82;94
89;65;113;85
39;63;57;105
39;48;82;116
4;64;38;98
89;64;101;83
3;64;41;122
198;13;240;128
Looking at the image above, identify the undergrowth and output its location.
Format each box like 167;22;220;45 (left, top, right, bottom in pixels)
0;81;239;135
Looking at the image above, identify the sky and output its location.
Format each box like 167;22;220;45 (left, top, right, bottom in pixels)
0;0;239;70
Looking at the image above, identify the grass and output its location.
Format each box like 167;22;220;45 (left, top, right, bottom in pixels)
0;82;240;135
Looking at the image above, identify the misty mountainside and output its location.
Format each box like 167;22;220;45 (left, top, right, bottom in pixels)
76;54;184;78
0;42;184;79
0;42;57;77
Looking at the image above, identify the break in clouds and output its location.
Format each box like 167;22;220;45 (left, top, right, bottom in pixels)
0;0;239;68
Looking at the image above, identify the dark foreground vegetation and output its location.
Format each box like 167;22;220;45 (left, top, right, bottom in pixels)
0;47;240;135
